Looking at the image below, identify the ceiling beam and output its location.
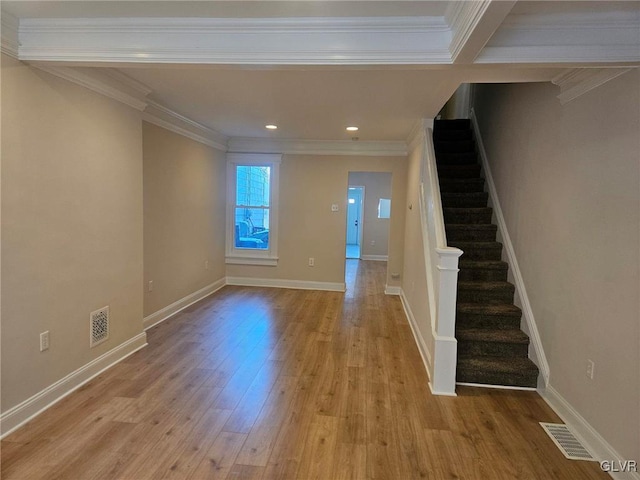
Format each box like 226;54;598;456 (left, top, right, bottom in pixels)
447;0;517;64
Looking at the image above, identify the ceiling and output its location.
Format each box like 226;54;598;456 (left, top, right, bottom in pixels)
3;1;639;145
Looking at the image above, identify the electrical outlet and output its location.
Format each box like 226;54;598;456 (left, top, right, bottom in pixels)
205;260;209;270
40;331;50;352
371;240;376;246
148;280;154;292
308;257;315;267
586;359;595;380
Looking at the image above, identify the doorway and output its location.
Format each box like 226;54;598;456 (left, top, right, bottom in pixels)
346;186;364;259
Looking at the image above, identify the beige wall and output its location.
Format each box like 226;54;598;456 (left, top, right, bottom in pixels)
1;54;144;411
227;154;407;288
473;71;640;461
401;138;435;373
348;172;392;258
143;122;226;317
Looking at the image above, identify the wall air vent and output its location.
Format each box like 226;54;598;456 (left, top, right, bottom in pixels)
540;423;596;461
90;306;110;348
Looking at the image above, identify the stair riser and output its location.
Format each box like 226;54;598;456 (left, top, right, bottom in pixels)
443;211;493;224
458;341;529;358
436;152;478;165
434;140;475;154
456;314;521;330
438;165;482;179
433;130;472;142
441;194;489;208
459;248;503;261
456;369;537;388
446;228;497;242
457;289;514;304
439;180;485;193
458;268;508;282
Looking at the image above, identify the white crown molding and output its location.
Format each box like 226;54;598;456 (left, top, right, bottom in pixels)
479;10;640;65
16;16;452;65
31;64;149;110
476;46;640;65
448;1;492;61
103;68;153;97
228;137;407;157
1;10;19;58
143;100;228;151
552;68;634;105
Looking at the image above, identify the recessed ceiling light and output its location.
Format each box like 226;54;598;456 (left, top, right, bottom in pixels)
265;124;278;130
346;126;359;132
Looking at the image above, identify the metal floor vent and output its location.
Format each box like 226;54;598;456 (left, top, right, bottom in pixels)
540;423;596;461
90;306;110;348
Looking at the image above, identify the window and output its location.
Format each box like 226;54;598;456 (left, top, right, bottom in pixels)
378;198;391;219
226;154;280;265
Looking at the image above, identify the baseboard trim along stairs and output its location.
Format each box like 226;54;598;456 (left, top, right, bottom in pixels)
433;118;539;388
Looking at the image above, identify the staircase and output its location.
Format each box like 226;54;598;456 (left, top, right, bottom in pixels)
433;118;539;388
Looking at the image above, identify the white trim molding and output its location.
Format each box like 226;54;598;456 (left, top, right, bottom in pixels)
361;255;388;262
143;100;228;151
552;68;635;105
226;276;345;293
384;285;401;296
0;332;147;438
1;10;19;58
143;278;226;330
470;108;550;388
540;386;640;480
17;16;451;66
228;137;407;157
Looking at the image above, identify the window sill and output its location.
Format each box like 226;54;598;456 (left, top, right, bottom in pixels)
225;255;278;266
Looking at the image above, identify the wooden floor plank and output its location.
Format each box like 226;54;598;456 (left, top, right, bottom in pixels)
1;260;609;480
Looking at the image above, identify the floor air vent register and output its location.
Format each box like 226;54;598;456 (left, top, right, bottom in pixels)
540;423;596;461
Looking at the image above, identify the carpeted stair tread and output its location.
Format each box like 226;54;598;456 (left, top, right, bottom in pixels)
439;178;485;193
435;140;475;154
459;260;508;270
456;328;530;345
452;242;503;261
458;281;514;293
434;119;471;130
433;129;472;142
443;207;493;224
446;224;497;242
437;164;481;178
457;303;522;317
450;241;503;250
436;152;478;165
441;192;489;208
456;356;539;388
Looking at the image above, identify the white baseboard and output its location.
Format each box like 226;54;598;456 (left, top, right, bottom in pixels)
399;289;433;381
384;285;401;295
540;386;640;480
226;276;346;292
361;255;388;261
143;278;226;330
470;108;550;388
0;332;147;439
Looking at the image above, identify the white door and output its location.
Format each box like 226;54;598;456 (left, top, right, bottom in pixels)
346;187;363;245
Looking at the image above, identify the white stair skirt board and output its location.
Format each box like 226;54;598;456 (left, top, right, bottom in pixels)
143;278;226;330
0;332;148;439
540;386;640;480
226;276;346;293
469;108;550;389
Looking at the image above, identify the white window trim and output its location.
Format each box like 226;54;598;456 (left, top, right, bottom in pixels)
226;153;281;266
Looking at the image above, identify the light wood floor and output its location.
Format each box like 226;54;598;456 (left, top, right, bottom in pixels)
2;260;608;479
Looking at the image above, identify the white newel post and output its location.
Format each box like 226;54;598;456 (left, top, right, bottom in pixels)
430;247;462;395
